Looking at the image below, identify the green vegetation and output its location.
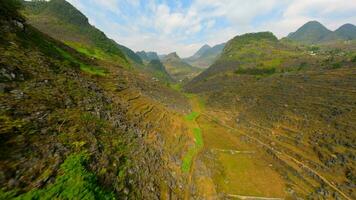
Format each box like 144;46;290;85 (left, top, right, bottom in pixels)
181;127;203;173
1;153;115;200
55;45;107;76
185;112;200;121
80;65;107;76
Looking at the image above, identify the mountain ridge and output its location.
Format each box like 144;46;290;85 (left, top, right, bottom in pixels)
23;0;143;68
286;20;356;43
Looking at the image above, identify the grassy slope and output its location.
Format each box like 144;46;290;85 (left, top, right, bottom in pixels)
0;10;193;199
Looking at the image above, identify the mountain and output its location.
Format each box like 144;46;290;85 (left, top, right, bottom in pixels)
185;43;225;68
22;0;143;68
145;59;173;82
161;52;201;82
286;21;334;44
190;44;211;59
335;23;356;40
286;21;356;44
136;51;160;62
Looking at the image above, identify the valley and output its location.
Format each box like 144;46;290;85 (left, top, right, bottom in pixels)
0;0;355;200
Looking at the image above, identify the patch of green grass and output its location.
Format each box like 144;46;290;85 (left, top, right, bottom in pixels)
80;64;107;76
185;112;200;121
65;42;129;69
4;152;115;200
182;128;204;173
55;46;107;76
169;83;183;92
193;128;203;148
181;128;203;173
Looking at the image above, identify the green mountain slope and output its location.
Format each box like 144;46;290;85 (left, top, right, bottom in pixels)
335;23;356;40
161;52;202;82
146;59;173;82
185;43;225;68
22;0;143;68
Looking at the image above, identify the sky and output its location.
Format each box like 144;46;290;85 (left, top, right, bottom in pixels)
65;0;356;57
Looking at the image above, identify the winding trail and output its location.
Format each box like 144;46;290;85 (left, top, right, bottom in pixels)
227;194;283;200
201;113;352;200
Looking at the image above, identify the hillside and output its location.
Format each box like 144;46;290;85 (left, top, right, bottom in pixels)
185;32;356;199
22;0;143;68
161;52;202;82
185;43;225;68
0;2;204;199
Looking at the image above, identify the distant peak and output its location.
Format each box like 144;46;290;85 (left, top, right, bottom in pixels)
202;44;211;49
305;20;323;25
338;23;356;29
167;52;180;58
299;21;329;30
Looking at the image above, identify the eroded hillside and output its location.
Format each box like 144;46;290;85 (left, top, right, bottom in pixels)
0;2;208;199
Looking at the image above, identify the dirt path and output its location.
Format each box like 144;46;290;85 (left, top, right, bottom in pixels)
201;113;352;200
227;194;283;200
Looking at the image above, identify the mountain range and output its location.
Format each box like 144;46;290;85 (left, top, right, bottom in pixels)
184;43;225;68
286;20;356;44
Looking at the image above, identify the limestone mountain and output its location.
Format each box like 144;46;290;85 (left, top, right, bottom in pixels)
286;21;335;44
22;0;143;68
185;43;225;68
161;52;201;82
286;21;356;44
189;44;211;59
335;23;356;40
